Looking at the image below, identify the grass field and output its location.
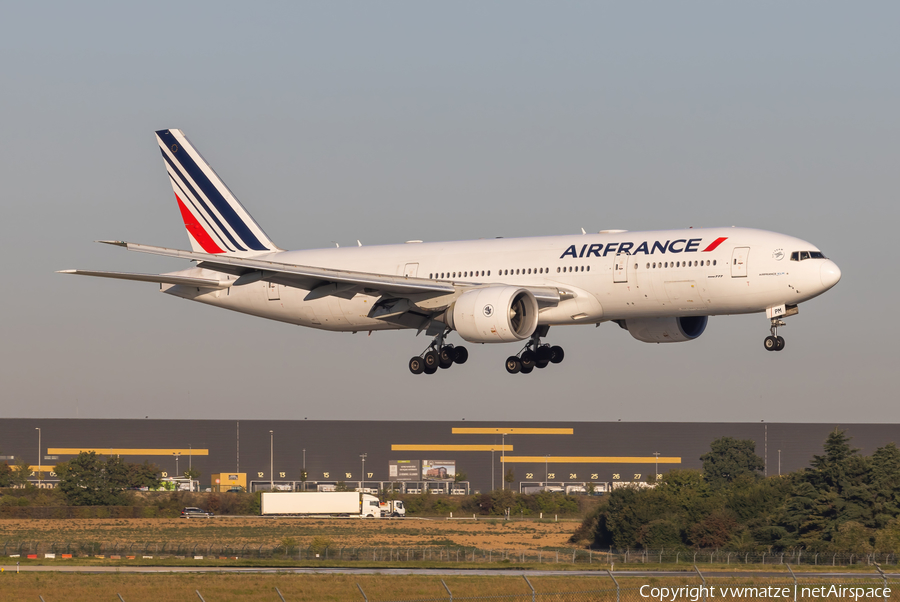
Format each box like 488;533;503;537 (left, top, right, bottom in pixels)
1;571;893;602
0;517;580;552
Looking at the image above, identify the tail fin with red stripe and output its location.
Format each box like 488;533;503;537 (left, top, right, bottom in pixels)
155;129;280;255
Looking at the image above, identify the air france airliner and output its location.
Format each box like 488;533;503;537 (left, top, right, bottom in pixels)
61;129;841;374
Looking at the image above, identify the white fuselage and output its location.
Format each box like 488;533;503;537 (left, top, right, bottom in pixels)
163;227;839;334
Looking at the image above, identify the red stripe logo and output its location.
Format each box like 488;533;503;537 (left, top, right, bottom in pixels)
702;237;728;252
176;195;224;254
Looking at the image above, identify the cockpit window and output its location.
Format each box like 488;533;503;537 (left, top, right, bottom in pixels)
791;250;827;261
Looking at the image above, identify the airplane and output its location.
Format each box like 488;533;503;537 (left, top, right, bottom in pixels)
61;129;842;375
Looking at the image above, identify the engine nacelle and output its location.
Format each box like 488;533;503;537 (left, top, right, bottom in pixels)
445;287;539;343
619;316;708;343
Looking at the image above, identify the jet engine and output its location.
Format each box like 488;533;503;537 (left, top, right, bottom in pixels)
444;287;539;343
618;316;708;343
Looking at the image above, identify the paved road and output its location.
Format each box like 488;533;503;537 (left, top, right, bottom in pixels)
2;565;897;578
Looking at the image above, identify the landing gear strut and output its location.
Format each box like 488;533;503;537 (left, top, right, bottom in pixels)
409;329;468;375
764;319;786;352
506;326;564;375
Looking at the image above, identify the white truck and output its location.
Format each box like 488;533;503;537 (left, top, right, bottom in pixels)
260;491;383;517
379;499;406;517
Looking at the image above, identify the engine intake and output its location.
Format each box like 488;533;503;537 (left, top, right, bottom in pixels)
445;287;539;343
619;316;708;343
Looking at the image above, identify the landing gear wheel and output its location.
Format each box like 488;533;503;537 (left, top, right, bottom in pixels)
423;365;438;375
520;349;536;371
409;356;425;375
505;356;522;374
764;336;778;351
776;336;785;351
535;359;550;369
423;349;439;368
549;346;565;364
438;355;454;369
535;346;552;363
453;346;468;364
439;346;455;365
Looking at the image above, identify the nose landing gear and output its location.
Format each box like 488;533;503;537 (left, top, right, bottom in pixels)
764;319;786;352
409;329;468;375
506;328;564;374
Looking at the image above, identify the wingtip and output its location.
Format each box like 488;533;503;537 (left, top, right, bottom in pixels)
57;269;76;274
96;240;128;247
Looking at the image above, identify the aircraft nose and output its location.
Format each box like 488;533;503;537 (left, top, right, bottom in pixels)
820;259;841;290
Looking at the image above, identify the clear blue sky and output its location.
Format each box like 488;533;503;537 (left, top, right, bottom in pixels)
1;3;897;422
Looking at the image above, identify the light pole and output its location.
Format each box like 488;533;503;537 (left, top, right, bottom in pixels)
653;452;660;482
35;428;41;487
173;452;180;480
545;455;550;488
302;448;306;491
269;430;274;491
778;450;781;476
360;453;367;490
491;448;494;491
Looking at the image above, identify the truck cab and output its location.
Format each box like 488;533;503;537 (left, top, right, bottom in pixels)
362;493;382;517
379;499;406;517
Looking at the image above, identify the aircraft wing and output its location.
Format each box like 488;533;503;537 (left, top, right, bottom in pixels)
99;241;457;298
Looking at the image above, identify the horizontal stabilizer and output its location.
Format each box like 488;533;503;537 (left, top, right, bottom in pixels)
58;270;231;289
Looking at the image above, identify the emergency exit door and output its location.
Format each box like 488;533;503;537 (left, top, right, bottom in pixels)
731;247;749;278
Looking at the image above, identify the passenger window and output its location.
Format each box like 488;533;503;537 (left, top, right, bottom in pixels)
587;265;590;271
713;260;716;266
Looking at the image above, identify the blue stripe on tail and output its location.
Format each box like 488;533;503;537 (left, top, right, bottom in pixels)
156;130;269;252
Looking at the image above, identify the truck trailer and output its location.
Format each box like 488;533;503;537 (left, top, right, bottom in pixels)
260;492;383;517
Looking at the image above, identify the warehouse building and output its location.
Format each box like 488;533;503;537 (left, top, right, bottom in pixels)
1;419;897;493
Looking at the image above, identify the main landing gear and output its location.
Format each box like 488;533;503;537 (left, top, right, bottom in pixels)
408;330;468;375
764;318;786;352
505;328;564;375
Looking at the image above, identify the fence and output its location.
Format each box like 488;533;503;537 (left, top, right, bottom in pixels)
3;541;898;566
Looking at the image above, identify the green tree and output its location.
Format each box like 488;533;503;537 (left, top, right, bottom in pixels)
504;468;515;486
126;461;162;489
55;452;131;505
454;470;467;483
808;428;862;493
11;458;33;488
0;460;12;487
700;437;764;487
183;467;201;481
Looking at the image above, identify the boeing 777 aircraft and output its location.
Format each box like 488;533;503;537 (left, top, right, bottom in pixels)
62;129;841;374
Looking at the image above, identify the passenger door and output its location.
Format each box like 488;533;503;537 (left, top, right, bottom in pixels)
731;247;749;278
613;253;628;283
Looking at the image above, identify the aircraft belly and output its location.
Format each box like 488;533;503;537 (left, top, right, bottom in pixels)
165;282;395;331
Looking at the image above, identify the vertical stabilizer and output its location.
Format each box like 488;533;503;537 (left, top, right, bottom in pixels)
156;129;280;255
